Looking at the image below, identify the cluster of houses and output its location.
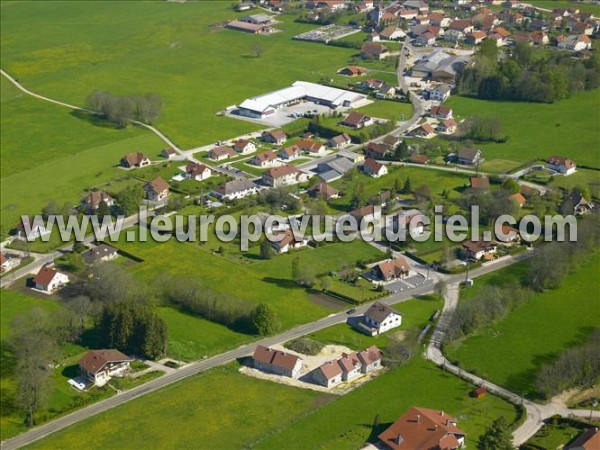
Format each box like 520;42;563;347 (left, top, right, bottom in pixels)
252;344;384;389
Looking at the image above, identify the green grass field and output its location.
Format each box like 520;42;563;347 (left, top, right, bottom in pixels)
530;0;600;15
446;90;600;170
446;251;600;397
0;76;166;235
1;1;364;149
28;364;328;450
522;418;596;450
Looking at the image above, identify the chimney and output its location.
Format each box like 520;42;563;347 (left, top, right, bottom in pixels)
417;414;421;423
440;410;444;416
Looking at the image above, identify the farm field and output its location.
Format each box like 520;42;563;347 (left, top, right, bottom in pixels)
0;1;363;149
28;364;328;450
446;90;600;170
0;76;166;235
446;251;600;398
531;1;600;15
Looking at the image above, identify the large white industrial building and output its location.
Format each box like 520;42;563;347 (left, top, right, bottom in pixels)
237;81;367;119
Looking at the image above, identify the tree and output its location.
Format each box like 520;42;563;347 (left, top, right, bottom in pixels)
291;257;300;281
319;276;332;292
250;304;280;336
434;280;448;298
42;200;60;219
402;177;412;194
413;184;431;203
9;309;59;426
117;185;144;216
252;44;264;58
260;240;274;260
393;177;402;195
502;179;520;194
65;296;94;337
72;241;87;253
394;140;409;160
477;416;513;450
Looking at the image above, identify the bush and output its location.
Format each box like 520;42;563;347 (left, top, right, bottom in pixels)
284;338;324;356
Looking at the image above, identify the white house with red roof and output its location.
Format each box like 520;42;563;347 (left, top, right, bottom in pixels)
185;163;212;181
547;156;576;175
253;345;303;379
357;345;383;373
79;349;133;387
313;360;343;388
271;229;309;253
144;177;169;202
233;139;257;155
32;266;70;293
360;302;402;335
363;159;388;178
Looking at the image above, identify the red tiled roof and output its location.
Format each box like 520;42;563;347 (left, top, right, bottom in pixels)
357;345;382;366
147;177;169;194
317;360;342;380
264;164;299;179
32;266;61;286
364;158;385;173
376;257;410;280
469;176;490;189
79;349;132;375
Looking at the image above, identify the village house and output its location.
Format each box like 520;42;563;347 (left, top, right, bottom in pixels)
313;361;343;388
365;142;392;159
430;105;453;120
208;145;236;161
186;162;212;181
318;157;355;182
350;204;381;224
337;352;362;382
262;129;287;145
562;192;594;215
212;179;258;200
357;346;383;373
307;182;339;201
510;192;527;208
449;19;474;34
358;78;385;91
416;31;436;46
338;65;367;77
531;31;549;45
469;176;490;191
251;150;278;167
338;150;364;164
565;427;600;450
429;12;451;28
427;84;452;102
462;240;497;261
226;20;274;34
161;147;177;159
360;42;390;60
408;154;430;164
81;190;115;212
379;407;466;450
398;8;418;20
391;210;427;236
253;345;303;378
0;253;11;273
297;139;326;155
558;34;592;51
374;257;411;282
360;302;402;336
328;133;352;149
262;164;307;187
32;266;70;293
547;156;576;175
120;152;151;169
342;112;373;129
16;217;51;241
572;22;594;36
79;349;133;387
465;31;487;45
457;148;483;166
363;159;388;178
380;26;406;40
233;139;256;155
383;135;401;148
376;83;396;99
84;244;119;265
271;229;309;253
414;122;436;138
438;118;457;134
279;145;301;161
144;177;169;202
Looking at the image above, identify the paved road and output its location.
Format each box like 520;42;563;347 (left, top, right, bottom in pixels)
425;252;600;446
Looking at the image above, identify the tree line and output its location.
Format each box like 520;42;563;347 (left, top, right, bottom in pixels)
86;91;163;127
535;329;600;399
458;40;600;103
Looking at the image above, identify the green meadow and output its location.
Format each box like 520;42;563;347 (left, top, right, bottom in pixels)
446;251;600;398
446;90;600;170
1;1;364;149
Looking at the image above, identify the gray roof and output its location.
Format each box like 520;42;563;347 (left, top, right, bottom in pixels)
84;244;117;263
319;170;343;183
325;157;355;175
215;179;257;196
412;50;470;77
458;147;480;161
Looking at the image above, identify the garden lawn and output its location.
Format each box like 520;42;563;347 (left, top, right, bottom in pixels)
356;100;413;121
256;357;519;449
156;306;254;361
308;295;441;351
446;251;600;398
1;1;363;149
446;90;600;170
530;1;600;15
28;364;327;450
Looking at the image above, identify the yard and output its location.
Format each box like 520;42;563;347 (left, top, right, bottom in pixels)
445;251;600;398
446;90;600;170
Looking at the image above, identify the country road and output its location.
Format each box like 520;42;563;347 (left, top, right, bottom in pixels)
1;250;547;450
425;253;600;446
